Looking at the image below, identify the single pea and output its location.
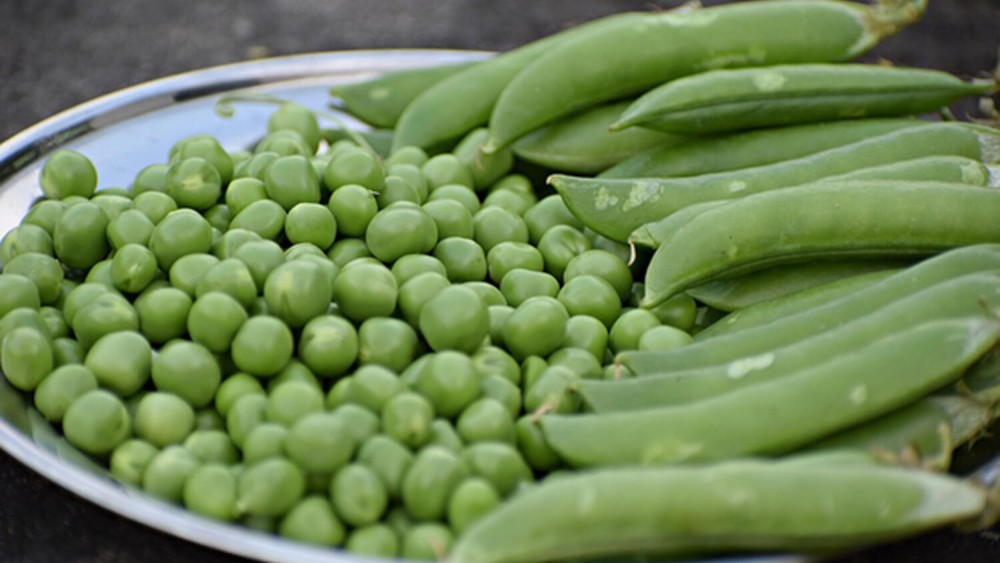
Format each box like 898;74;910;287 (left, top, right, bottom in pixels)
187;291;248;353
448;478;501;535
151;339;221;408
21;200;66;235
62;389;131;455
212;228;263;261
3;253;64;304
461;442;533;498
255;130;312;157
395;272;448;327
427;183;480;215
203;204;232;232
326;237;372;267
293;315;355;379
523;194;583;245
133;392;196;447
357;434;414;500
234;151;279;181
472;206;530;253
480;374;521;418
83;258;115;288
109;439;159;486
345;524;399;558
184;429;239;465
377;175;422;207
1;224;53;264
132;191;178;224
386;146;429;168
472;346;521;385
564;249;634;302
433;237;487;282
241;423;288;465
168;253;219;297
610;308;662;353
33;364;98;422
456;398;516;445
327;184;378;237
52;337;85;367
263;259;333;329
333;404;381;445
343;365;405;413
562;315;611;362
549;347;603;380
229;199;286;240
391;254;447;286
422;154;473;190
402;445;468;521
262;379;324;428
538;225;592;279
224;177;267;216
503;296;569;361
52;201;111;271
557;275;622;329
232;239;285;290
0;274;41;319
464;281;507;308
324;147;384;192
283;202;337;250
213;374;265;418
268;102;322;154
515;415;563;471
332;262;397;323
231;316;294;378
110;243;159;294
413;351;482;419
330;463;389;527
130;163;169;196
500;269;561;307
183;464;238;521
40;149;97;200
140;444;201;503
264;155;322;210
486;241;544;285
39;306;68;339
357;317;419;373
387;162;430;202
523;365;581;414
225;394;267;449
638;324;694;351
148;209;214;271
106;209;155;249
269;359;322;394
237;457;306;517
0;326;52;392
85;330;152;396
422;199;474;240
482;188;535;217
165;157;222;211
402;524;454;562
325;377;353;410
427;420;465;456
419;284;489;354
647;292;698;331
278;496;346;547
134;287;192;344
90;193;132;221
366;204;438;263
285;412;355;473
381;392;434;450
170;134;234;185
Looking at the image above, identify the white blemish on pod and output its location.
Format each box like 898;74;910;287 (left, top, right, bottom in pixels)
594;187;619;211
726;352;775;379
849;384;868;405
728;181;747;193
622;181;662;212
752;70;786;92
960;161;987;186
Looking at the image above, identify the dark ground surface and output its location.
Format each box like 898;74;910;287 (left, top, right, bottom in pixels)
1;0;1000;562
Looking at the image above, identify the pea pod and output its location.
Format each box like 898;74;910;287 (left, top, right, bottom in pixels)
449;456;988;563
687;260;909;312
583;272;1000;411
611;63;995;134
553;122;1000;242
511;101;683;175
330;61;479;129
600;118;922;179
483;0;928;151
542;317;1000;467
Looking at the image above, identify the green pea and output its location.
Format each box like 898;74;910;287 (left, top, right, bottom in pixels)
326;237;372;267
170;134;233;185
214;373;264;417
263;379;323;427
422;154;473;190
83;259;115;288
472;206;530;253
433;237;487;282
132;191;178;224
610;308;661;353
330;463;389;527
524;194;583;245
255;130;312;157
366;204;439;263
413;351;482;419
480;374;522;418
133;392;195;447
134;287;192;344
564;249;634;302
487;305;513;346
419;284;489;354
473;346;521;386
402;446;468;521
187;292;248;353
395;272;448;327
278;496;346;547
40;149;97;200
151;339;221;408
71;293;140;349
388;162;430;201
109;439;159;486
461;442;533;497
391;254;447;286
34;364;98;422
332;262;397;323
523;365;581;414
183;464;238;521
325;377;353;410
482;188;535;217
557;275;622;329
448;478;501;535
381;392;435;449
39;306;68;339
165;157;222;211
423;199;474;240
241;423;288;464
110;243;158;294
457;398;516;445
399;353;431;389
106;209;155;249
229;199;286;240
148;209;214;271
2;224;53;263
357;434;414;501
327;184;378;237
184;429;238;465
224;177;266;216
283;202;337;250
378;174;422;207
203;204;232;232
263;259;333;328
500;269;560;307
342;365;404;412
63;389;131;455
52;337;85;367
231;239;285;290
212;228;263;261
0;308;51;351
3;253;64;304
168;253;218;296
386;147;429;169
234;151;278;181
268;359;321;395
515;415;563;471
291;316;355;379
332;403;381;445
268;102;322;154
549;347;603;380
357;317;419;373
285;412;355;473
85;331;152;396
346;524;399;558
231;316;294;377
142;445;200;503
647;292;698;332
638;324;694;351
0;274;41;319
487;241;544;285
428;183;480;215
238;457;306;517
464;281;507;308
226;394;267;449
22;200;66;236
264;155;322;210
402;524;454;561
324;147;384;192
538;225;592;279
519;356;549;403
503;296;569;360
428;418;466;455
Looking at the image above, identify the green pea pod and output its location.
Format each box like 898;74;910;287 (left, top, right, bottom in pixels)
542;316;1000;467
612;63;995;135
483;0;928;151
687;260;910;312
553;122;1000;242
511;101;683;175
600;117;923;179
391;12;642;153
641;181;1000;307
694;269;899;340
329;61;479;129
584;271;1000;411
449;456;988;563
816;155;1000;186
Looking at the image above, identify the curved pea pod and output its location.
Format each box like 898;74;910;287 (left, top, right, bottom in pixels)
694;268;899;340
553;122;1000;242
585;272;1000;410
330;60;480;129
391;12;642;153
600;117;923;179
483;0;928;151
816;155;1000;187
686;260;909;312
449;457;988;563
642;181;1000;308
542;317;1000;468
611;63;995;135
511;101;683;175
617;244;1000;374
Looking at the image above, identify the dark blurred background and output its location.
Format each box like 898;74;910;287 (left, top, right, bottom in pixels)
0;0;999;561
